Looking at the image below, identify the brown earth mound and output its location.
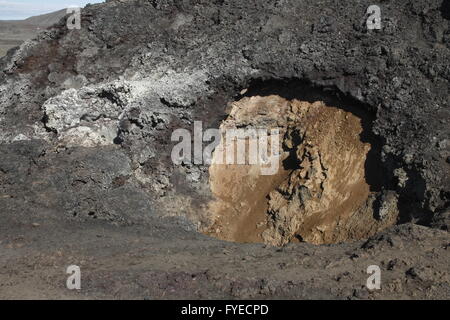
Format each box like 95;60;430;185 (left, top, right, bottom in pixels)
206;95;398;245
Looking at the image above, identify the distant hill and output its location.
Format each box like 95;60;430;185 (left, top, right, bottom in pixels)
22;9;67;27
0;9;68;57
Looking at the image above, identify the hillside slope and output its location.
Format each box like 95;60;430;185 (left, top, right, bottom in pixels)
0;0;448;299
0;9;67;57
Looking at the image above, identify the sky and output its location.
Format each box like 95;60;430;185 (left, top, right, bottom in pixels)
0;0;105;20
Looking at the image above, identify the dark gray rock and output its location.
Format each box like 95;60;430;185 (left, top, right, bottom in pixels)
0;0;448;299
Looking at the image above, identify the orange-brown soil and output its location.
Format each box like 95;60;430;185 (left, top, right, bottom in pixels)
205;95;398;245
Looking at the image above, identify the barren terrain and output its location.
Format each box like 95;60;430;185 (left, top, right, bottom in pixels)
0;0;449;299
0;10;66;57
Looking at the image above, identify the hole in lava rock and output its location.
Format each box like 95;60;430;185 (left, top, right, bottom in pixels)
203;81;398;245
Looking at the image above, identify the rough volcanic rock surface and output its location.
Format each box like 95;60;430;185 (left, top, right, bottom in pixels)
0;0;449;299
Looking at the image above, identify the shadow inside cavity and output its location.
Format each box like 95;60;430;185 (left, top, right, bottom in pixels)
441;0;450;20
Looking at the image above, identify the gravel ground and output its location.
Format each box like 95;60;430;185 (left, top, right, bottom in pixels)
0;0;448;299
